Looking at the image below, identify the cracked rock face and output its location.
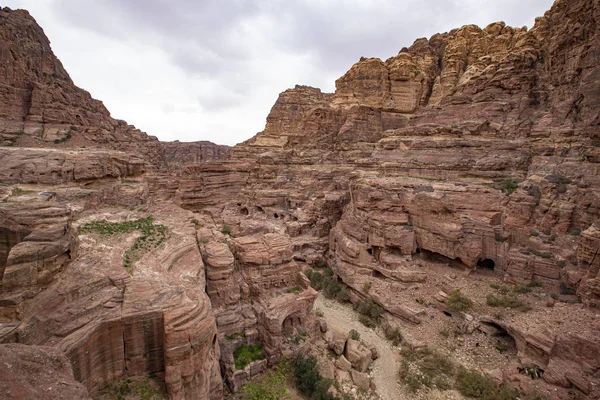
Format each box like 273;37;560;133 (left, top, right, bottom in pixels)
0;0;600;399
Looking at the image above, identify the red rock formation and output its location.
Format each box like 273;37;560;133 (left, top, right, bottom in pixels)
1;0;599;398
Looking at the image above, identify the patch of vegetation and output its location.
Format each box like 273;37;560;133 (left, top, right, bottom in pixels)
349;329;361;341
568;227;581;236
529;248;553;259
446;290;472;313
234;343;266;370
53;132;72;144
528;280;543;288
531;230;539;237
241;359;291;400
486;294;531;312
383;323;402;345
492;179;521;195
98;377;165;400
305;266;350;303
221;224;232;236
80;217;167;273
314;308;324;318
121;179;139;184
354;299;384;328
294;356;340;400
10;187;34;196
191;218;203;229
226;332;243;341
512;284;532;294
285;286;301;294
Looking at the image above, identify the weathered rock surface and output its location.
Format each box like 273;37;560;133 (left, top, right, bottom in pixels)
1;0;599;398
0;343;90;399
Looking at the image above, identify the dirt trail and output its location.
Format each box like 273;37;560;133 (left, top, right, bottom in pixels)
314;295;405;400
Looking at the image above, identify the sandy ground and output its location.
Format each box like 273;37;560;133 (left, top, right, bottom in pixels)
314;294;405;400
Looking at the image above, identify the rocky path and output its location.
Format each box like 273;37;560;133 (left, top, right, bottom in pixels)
314;295;404;400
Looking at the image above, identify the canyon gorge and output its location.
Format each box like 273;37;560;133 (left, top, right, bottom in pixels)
0;0;599;399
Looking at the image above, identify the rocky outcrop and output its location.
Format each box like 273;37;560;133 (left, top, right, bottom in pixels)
0;0;599;398
160;141;230;170
0;343;90;399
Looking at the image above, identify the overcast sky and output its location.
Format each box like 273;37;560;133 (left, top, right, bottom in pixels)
4;0;555;145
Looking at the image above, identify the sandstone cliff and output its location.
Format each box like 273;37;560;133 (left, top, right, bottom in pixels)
0;0;599;399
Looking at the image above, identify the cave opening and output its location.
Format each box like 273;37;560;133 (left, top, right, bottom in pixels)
273;213;279;219
240;207;249;216
372;270;383;278
477;258;495;271
255;206;264;213
479;321;517;356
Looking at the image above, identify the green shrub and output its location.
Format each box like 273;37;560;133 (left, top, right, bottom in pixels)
285;287;301;294
354;299;384;327
512;284;531;294
455;367;498;398
221;224;232;236
446;290;472;313
234;344;266;370
528;280;543;288
349;329;360;340
241;360;290;400
494;179;521;195
383;324;402;345
486;294;530;312
294;356;339;400
336;288;350;302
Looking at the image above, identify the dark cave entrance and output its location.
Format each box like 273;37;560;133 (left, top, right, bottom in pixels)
477;258;495;271
479;321;517;356
372;270;384;279
240;207;249;216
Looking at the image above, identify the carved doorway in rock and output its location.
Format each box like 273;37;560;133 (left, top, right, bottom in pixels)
282;312;303;337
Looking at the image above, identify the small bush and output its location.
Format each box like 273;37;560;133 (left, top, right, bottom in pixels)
486;294;530;312
354;299;384;328
383;323;402;345
221;224;232;236
512;284;531;294
494;179;521;195
528;280;543;288
285;286;301;294
557;260;566;268
314;308;324;318
531;231;539;237
446;290;472;313
336;288;350;302
349;329;360;340
568;227;581;236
